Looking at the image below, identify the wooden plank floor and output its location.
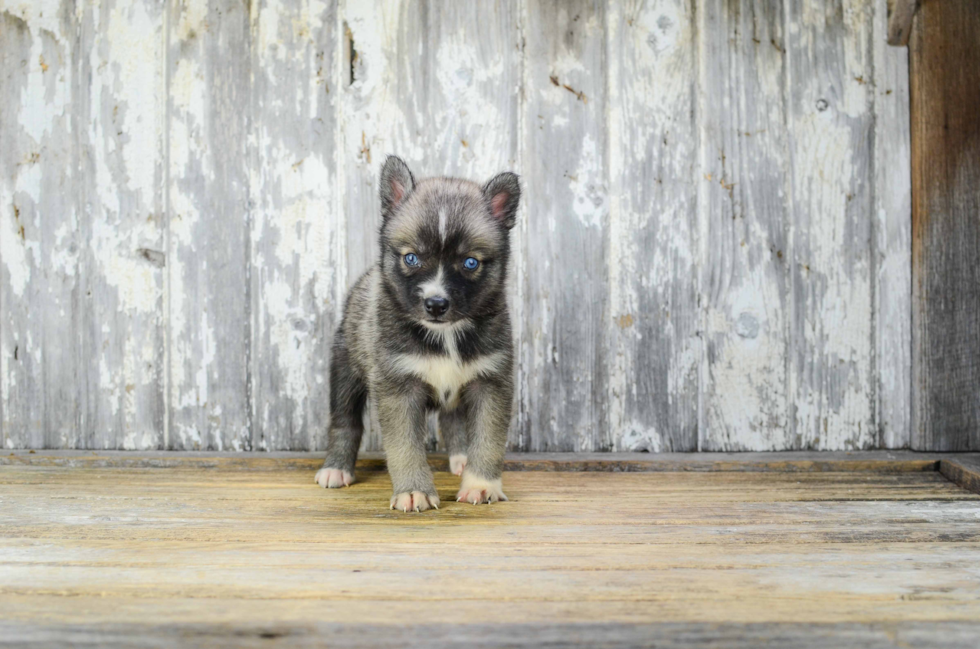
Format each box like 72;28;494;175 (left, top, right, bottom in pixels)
2;454;980;648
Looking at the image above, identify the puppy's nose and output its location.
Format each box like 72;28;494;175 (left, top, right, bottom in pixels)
424;296;450;316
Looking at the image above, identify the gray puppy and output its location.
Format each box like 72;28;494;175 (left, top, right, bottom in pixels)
315;156;520;512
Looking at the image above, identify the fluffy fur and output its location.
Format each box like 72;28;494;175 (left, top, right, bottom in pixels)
315;156;521;512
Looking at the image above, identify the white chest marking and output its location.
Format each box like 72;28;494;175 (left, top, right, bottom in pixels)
393;330;505;407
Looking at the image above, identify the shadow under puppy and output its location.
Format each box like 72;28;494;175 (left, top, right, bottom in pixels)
315;156;520;512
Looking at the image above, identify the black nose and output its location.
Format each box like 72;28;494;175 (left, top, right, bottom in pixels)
424;296;450;316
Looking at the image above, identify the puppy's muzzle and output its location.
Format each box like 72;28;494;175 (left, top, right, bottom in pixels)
424;296;450;317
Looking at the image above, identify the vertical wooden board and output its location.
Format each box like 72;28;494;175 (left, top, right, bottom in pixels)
338;0;391;299
373;2;521;181
167;0;251;450
872;0;910;449
249;0;340;451
605;0;698;452
522;0;607;451
910;0;980;451
0;1;79;449
74;0;167;449
0;5;35;449
785;0;876;449
338;0;395;452
697;0;790;451
341;0;521;451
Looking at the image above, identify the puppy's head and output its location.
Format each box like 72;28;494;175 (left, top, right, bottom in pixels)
377;156;520;328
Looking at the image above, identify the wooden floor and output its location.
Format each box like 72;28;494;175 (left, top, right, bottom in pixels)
2;452;980;648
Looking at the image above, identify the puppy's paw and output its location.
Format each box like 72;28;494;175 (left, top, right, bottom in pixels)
315;467;353;488
390;491;440;513
456;472;507;505
449;453;468;476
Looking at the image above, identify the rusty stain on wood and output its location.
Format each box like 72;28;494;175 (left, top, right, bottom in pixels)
615;314;634;329
549;74;588;104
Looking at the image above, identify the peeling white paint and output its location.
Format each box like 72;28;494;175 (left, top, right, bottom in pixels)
569;133;606;229
247;0;341;450
618;422;664;453
606;0;699;453
787;0;876;450
175;0;206;41
107;1;160;201
0;203;36;298
0;0;910;452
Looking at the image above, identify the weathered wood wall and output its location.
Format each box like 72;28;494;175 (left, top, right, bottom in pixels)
910;0;980;451
0;0;911;452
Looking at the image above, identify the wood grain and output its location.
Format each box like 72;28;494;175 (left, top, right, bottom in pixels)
886;0;919;46
166;0;252;451
75;0;168;450
0;462;978;647
605;0;699;453
0;2;79;449
0;1;921;453
521;0;608;451
940;456;980;495
2;621;979;649
786;0;876;450
697;0;789;451
248;0;340;451
910;0;980;451
335;0;392;452
873;0;912;449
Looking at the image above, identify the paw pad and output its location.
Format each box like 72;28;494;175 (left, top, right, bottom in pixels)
315;467;353;488
456;472;507;505
449;454;468;476
390;491;440;512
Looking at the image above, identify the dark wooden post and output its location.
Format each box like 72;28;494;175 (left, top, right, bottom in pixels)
910;0;980;450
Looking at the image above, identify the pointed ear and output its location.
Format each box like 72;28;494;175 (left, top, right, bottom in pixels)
379;155;416;221
482;171;521;230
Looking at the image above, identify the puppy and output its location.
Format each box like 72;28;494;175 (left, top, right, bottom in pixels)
315;156;520;512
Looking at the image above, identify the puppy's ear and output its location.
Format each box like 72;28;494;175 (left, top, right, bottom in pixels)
482;171;521;230
379;155;415;221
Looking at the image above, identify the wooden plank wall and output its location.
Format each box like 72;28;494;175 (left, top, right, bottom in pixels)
0;0;912;452
910;0;980;451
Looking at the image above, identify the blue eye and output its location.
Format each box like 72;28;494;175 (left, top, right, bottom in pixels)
404;253;420;267
463;257;479;271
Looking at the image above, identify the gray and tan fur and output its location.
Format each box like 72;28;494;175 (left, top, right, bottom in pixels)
315;156;521;512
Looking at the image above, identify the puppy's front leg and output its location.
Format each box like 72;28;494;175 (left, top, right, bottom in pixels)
377;381;439;512
457;378;511;505
439;408;469;476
